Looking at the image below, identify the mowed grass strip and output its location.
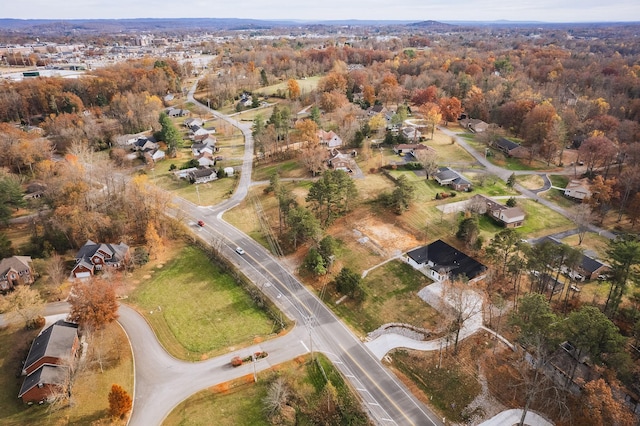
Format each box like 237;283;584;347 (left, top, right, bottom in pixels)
164;380;269;426
129;246;276;361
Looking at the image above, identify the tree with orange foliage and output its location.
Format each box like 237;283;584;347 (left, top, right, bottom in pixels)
438;97;463;126
578;379;635;426
287;79;300;100
319;72;347;93
108;384;132;420
68;278;119;332
294;118;319;146
587;175;618;225
418;102;442;139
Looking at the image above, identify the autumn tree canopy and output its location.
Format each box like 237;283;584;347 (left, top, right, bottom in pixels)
68;279;119;331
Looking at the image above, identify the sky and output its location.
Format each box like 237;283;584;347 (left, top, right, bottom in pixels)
2;0;640;23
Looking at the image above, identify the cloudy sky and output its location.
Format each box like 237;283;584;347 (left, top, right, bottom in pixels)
3;0;640;22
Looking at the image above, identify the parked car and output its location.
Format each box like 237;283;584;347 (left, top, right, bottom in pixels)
235;247;245;255
197;220;205;227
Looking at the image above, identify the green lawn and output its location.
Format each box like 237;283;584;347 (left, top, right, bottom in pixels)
252;158;309;181
332;260;439;335
514;199;574;238
129;245;279;361
541;188;580;209
549;174;570;188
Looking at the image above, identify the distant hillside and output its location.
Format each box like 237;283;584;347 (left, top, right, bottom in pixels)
408;20;456;29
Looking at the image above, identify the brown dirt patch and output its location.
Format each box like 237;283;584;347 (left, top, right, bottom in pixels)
351;214;421;256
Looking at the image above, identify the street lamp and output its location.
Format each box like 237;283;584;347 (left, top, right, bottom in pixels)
195;183;201;205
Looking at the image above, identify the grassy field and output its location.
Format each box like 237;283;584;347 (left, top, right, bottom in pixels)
549;174;570;188
540;188;580;209
128;245;279;361
518;174;545;190
0;322;133;426
252;158;310;181
254;76;322;97
331;260;439;335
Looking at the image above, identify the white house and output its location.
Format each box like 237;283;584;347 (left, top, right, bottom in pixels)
318;130;343;149
564;179;591;200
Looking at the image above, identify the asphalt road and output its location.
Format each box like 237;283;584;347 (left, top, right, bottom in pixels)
173;83;443;425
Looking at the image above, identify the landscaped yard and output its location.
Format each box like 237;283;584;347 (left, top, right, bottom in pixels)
128;244;281;361
0;322;133;426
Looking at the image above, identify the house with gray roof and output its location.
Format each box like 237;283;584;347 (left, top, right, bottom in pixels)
71;240;130;279
434;167;472;191
19;320;78;403
470;194;526;228
0;255;34;292
187;168;217;184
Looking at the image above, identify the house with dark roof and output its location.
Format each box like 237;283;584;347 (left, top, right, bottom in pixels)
493;138;529;158
470;195;526;228
71;240;130;280
0;256;34;292
187;168;217;184
19;320;78;403
19;365;70;404
541;237;609;282
406;239;486;282
433;167;472;191
393;143;436;157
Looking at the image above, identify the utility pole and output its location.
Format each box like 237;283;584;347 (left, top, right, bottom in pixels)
195;183;201;205
305;316;314;361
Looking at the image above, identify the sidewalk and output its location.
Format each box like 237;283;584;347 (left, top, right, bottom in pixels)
477;409;553;426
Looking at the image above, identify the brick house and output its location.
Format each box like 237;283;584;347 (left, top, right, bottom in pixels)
19;321;79;404
470;194;526;228
0;256;35;292
71;240;130;280
493;138;529;158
